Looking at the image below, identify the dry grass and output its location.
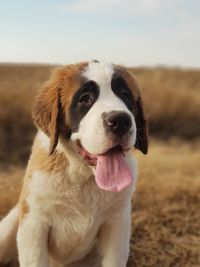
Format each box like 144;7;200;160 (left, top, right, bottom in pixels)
0;64;200;266
129;139;200;267
0;168;24;217
0;64;54;165
129;67;200;139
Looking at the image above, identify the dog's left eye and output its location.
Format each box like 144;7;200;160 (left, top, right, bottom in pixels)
79;93;92;105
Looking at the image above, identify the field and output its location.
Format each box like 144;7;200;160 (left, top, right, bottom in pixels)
0;64;200;267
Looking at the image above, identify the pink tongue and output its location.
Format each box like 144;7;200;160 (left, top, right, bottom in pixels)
95;148;133;192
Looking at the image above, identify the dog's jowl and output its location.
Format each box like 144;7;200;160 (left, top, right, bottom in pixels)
0;61;148;267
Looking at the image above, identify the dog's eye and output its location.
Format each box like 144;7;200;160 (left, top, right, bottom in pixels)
79;93;92;105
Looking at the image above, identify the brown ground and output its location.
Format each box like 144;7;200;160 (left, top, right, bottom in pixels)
0;64;200;266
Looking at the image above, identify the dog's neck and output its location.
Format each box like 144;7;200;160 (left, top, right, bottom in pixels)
35;130;93;184
59;136;94;184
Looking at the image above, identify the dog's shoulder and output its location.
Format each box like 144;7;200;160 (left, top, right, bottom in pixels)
18;131;68;219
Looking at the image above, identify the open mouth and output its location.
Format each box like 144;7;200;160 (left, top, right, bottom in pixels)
77;142;124;167
76;142;133;192
77;141;98;166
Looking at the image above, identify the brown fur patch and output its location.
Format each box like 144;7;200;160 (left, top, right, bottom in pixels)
19;182;29;221
19;136;69;220
32;62;88;154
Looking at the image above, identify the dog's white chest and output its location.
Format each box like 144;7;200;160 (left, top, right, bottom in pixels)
48;207;100;264
28;168;134;266
35;176;117;265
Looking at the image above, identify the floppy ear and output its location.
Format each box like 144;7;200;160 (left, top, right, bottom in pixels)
32;82;63;155
134;96;148;154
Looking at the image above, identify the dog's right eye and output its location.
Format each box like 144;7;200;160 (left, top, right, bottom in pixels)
79;93;92;105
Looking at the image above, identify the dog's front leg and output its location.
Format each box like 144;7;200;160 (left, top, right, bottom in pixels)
17;214;49;267
98;203;131;267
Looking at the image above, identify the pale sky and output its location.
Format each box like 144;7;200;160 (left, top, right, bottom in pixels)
0;0;200;67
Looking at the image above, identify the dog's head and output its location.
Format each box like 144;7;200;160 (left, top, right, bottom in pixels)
33;61;148;191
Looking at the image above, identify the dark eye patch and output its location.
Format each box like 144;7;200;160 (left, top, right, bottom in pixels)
69;80;99;132
111;76;134;111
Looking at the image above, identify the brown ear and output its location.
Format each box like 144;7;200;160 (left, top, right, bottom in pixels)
135;97;148;154
32;82;62;155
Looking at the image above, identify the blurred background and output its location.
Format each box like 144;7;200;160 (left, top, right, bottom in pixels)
0;1;200;266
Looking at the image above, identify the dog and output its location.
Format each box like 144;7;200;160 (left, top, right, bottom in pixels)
0;61;148;267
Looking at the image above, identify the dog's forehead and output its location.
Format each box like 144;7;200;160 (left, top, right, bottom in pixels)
82;61;114;88
81;61;140;100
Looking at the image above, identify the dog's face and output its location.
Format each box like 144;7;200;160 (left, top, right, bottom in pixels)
33;61;148;166
70;62;137;156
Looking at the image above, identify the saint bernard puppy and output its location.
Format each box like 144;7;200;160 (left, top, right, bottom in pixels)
0;61;148;267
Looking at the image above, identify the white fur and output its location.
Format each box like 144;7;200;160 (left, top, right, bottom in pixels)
37;129;50;150
72;61;136;155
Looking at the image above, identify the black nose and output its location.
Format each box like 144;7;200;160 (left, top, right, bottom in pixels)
103;111;132;137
